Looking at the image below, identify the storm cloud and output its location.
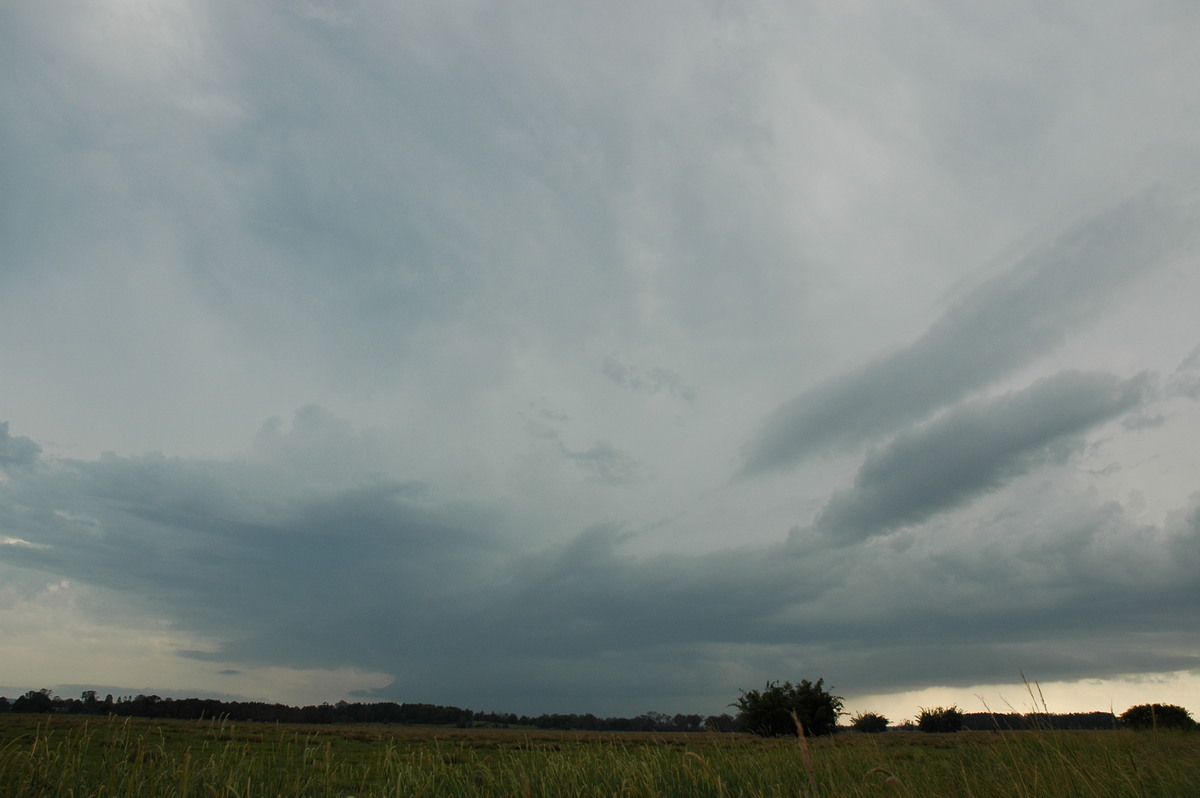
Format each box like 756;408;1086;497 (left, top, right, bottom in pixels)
2;409;1199;712
2;1;1199;716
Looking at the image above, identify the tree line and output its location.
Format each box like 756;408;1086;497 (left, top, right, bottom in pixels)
3;683;1191;735
0;689;729;732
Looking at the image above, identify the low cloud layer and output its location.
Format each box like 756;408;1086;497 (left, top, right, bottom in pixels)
3;394;1199;713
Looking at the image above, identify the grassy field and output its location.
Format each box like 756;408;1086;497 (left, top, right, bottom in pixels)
1;713;1197;796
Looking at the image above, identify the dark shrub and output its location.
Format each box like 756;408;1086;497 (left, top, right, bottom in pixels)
1119;704;1195;731
732;679;844;737
917;705;963;733
851;712;890;733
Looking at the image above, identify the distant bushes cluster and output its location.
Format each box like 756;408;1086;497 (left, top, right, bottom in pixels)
728;678;1194;737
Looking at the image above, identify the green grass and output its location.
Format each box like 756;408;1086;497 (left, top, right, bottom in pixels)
1;714;1197;796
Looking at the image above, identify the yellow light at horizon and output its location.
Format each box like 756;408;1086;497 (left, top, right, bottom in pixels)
845;671;1200;724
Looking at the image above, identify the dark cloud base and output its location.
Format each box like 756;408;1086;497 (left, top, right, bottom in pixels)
2;407;1198;715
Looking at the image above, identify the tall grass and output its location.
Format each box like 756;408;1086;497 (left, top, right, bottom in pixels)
1;713;1197;797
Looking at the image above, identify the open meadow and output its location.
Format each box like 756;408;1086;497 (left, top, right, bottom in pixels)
1;714;1198;797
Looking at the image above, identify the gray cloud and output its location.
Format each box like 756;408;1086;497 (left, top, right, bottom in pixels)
560;441;643;487
602;354;698;403
0;422;40;470
813;370;1147;544
1167;346;1200;400
3;1;1200;716
2;412;1199;713
520;401;644;486
743;189;1195;476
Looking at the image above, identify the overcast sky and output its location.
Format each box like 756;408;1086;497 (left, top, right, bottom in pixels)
2;0;1199;720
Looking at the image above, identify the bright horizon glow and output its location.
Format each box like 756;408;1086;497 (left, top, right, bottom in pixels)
846;672;1200;726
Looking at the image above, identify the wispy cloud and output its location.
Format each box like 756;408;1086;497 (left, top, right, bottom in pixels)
811;370;1146;545
560;441;643;487
1168;346;1200;400
602;354;698;403
742;190;1195;475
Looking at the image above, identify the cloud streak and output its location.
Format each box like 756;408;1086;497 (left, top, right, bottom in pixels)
602;354;698;403
812;370;1147;544
743;189;1195;475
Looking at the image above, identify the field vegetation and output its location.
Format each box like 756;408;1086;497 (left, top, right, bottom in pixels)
1;712;1198;797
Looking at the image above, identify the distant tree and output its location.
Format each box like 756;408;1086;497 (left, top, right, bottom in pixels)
916;706;963;733
851;712;890;733
705;713;736;733
732;679;844;737
1119;704;1196;731
12;689;54;714
631;711;673;732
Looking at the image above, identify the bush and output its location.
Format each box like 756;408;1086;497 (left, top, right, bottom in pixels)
732;679;843;737
851;712;890;733
1119;704;1196;731
917;705;963;733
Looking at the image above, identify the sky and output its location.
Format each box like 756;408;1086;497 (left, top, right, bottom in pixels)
2;0;1199;722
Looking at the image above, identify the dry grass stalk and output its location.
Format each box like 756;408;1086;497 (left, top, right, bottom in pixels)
789;710;820;797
